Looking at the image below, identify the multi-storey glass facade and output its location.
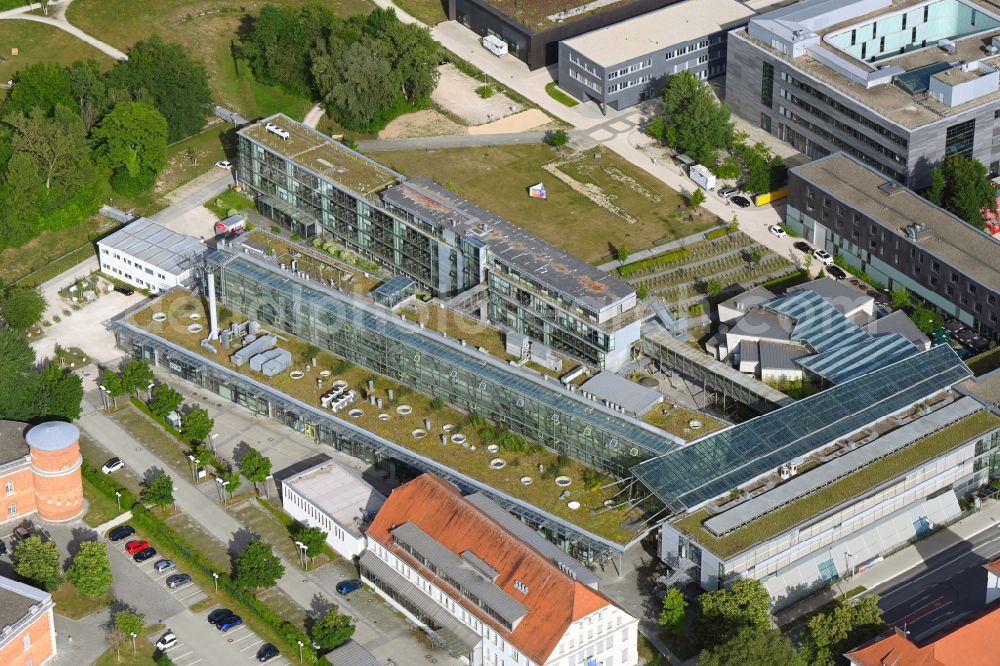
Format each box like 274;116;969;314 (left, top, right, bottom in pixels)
209;250;676;477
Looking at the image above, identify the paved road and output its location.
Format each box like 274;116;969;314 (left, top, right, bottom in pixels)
868;527;1000;642
0;0;128;61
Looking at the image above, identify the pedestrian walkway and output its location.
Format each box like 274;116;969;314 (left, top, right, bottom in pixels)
77;393;457;664
775;499;1000;626
0;0;128;61
595;225;726;272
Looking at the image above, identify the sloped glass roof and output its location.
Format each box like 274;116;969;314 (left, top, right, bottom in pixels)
798;333;919;384
630;344;971;512
768;289;872;352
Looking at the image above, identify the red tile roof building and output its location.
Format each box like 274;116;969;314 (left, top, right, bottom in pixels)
362;474;639;666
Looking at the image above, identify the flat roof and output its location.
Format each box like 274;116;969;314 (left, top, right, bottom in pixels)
703;395;984;535
240;114;399;198
738;0;1000;128
0;421;28;468
759;340;810;371
863;310;930;348
631;343;973;511
0;576;48;633
560;0;755;68
580;371;663;416
99;217;206;276
792;153;1000;291
382;177;635;314
284;460;386;536
718;285;776;314
788;277;873;316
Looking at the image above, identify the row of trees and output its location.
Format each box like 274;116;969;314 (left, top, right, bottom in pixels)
925;153;997;230
658;579;885;665
647;71;785;196
0;36;211;248
15;534;112;596
0;328;83;422
243;6;439;131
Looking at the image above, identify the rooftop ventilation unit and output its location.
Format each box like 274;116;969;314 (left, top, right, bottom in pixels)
878;180;905;196
938;39;957;55
986;45;999;56
904;222;932;242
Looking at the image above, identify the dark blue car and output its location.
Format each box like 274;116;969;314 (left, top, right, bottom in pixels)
336;579;362;595
217;615;243;632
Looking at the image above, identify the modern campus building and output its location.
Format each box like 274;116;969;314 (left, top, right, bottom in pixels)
98;217;207;294
448;0;684;69
236;114;640;370
557;0;754;112
635;343;1000;607
786;153;1000;341
0;421;85;525
0;576;57;666
725;0;1000;188
361;473;639;665
281;459;386;560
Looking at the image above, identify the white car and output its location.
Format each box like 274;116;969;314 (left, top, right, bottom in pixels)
768;224;787;238
155;631;177;651
215;160;232;170
101;457;124;474
813;249;835;266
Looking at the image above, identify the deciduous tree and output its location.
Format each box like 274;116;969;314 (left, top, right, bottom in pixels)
14;535;62;591
659;588;687;638
926;154;996;229
67;541;113;596
233;540;284;589
92;101;168;195
120;359;154;397
294;524;327;559
5;105;89;190
114;610;145;650
311;607;356;650
656;71;734;165
313;39;398;132
0;285;46;329
239;447;272;494
148;384;183;420
141;471;174;510
698;578;772;639
800;596;884;666
181;408;214;442
699;626;803;666
5;62;77;115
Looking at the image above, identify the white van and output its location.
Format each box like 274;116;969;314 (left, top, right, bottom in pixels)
689;164;716;191
482;34;508;57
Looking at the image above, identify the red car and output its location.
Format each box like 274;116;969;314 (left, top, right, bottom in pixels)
125;540;149;554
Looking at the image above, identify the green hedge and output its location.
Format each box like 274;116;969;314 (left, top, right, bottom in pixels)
618;248;692;277
130;397;192;445
82;460;136;512
130;505;319;664
704;227;735;241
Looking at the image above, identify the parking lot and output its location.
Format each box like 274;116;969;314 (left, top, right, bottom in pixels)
109;537;208;609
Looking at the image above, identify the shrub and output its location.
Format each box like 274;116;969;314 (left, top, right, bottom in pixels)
705;227;736;241
545;129;569;147
689;303;704;315
82;460;136;511
618;249;692;277
475;85;494;98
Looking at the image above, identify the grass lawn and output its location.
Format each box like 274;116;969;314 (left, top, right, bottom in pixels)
109;405;192;477
229;498;333;571
66;0;369;119
83;477;127;528
0;215;114;285
156;125;235;195
80;434;145;498
51;580;112;620
968;346;1000;376
93;624;165;666
0;21;113;86
545;82;579;107
674;409;1000;558
376;144;717;263
204;188;255;219
162;511;232;571
393;0;447;24
642;404;725;441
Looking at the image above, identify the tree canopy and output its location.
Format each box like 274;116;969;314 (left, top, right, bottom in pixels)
109;36;212;142
311;607;356;650
0;285;46;329
0;330;82;422
14;535;62;591
141;472;175;509
242;3;339;97
651;71;734;166
114;609;145;638
926;154;996;229
233;540;285;589
148;384;183;420
659;588;688;638
800;596;884;666
699;626;804;666
67;541;113;597
293;524;327;558
698;579;772;638
92;101;168;195
181;408;214;442
6;62;77;116
239;447;272;494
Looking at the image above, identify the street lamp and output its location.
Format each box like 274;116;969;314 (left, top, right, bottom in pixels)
294;540;307;570
187;454;197;482
212;571;219;592
146;381;155;401
297;640;304;662
209;432;219;452
215;477;230;504
115;490;121;512
130;632;137;652
99;385;110;410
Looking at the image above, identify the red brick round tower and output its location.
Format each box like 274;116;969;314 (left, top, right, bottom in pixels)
25;422;84;523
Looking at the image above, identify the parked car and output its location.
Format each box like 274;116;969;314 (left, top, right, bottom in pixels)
166;573;191;589
812;249;835;266
13;525;36;543
257;644;279;662
108;525;135;542
207;608;234;625
155;631;177;651
215;160;232;170
125;540;149;554
154;559;175;574
336;579;363;595
217;616;243;632
827;265;847;280
718;186;738;199
113;285;135;296
768;224;787;238
101;457;124;474
0;540;6;557
133;547;157;563
793;241;812;253
731;195;752;209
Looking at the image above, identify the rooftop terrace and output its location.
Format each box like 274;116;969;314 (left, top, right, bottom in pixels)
792;153;1000;291
126;288;661;545
672;405;1000;558
240;114;399;197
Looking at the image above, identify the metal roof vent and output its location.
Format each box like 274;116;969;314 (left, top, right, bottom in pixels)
904;223;932;242
514;580;529;594
878;180;905;196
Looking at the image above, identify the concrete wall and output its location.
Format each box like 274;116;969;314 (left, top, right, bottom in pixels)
0;605;56;666
0;464;36;526
98;245;188;294
282;485;366;560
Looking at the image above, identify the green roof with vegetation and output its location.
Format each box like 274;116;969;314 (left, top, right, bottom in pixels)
672;409;1000;559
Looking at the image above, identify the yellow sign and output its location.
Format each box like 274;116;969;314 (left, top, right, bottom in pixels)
754;187;789;206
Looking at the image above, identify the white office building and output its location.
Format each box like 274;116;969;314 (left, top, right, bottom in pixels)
281;459;386;560
97;217;206;293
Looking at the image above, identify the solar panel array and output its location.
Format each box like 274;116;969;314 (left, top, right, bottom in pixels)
630;344;971;511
